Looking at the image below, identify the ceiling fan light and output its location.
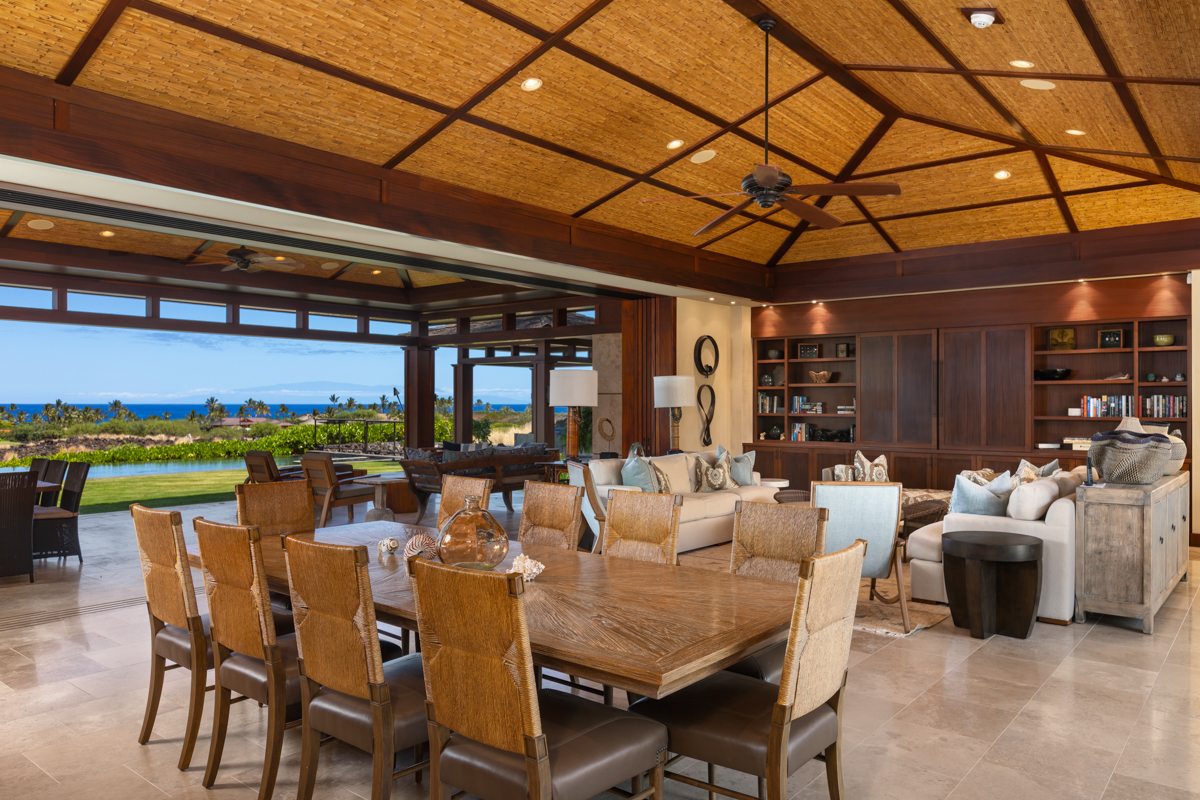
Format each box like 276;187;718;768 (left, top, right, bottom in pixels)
1009;59;1035;68
691;149;717;164
520;77;543;92
993;170;1011;179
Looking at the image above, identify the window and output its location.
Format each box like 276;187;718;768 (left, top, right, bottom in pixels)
240;307;296;328
0;285;52;309
161;300;225;323
370;319;411;336
309;314;357;333
67;292;145;316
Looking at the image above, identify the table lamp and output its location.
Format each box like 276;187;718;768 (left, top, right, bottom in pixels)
653;375;695;454
548;369;598;459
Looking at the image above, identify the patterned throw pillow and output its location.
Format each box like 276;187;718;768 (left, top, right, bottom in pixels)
695;452;738;492
832;464;854;482
1015;458;1060;486
958;468;998;487
442;446;495;476
403;447;435;461
651;461;673;495
853;450;889;482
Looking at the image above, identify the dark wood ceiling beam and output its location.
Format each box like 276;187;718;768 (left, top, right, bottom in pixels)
327;261;358;279
853;147;1023;179
843;64;1200;87
0;211;25;238
420;294;600;321
1064;0;1173;179
55;0;131;86
420;321;619;347
396;268;414;289
697;206;787;249
1036;151;1079;234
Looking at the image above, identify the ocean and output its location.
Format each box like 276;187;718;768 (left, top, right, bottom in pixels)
5;402;531;420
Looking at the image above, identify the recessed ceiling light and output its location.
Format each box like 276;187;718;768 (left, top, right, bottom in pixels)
666;139;684;150
520;77;543;92
274;256;286;261
100;230;115;237
708;297;714;301
811;300;817;304
320;262;340;270
691;149;717;164
1009;60;1035;68
1020;79;1056;90
994;170;1012;179
26;219;54;230
1066;129;1086;136
372;269;382;275
730;301;735;305
1078;279;1085;283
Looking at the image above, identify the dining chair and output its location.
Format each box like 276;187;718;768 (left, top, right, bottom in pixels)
437;475;493;529
409;557;669;800
37;459;66;506
725;501;829;684
629;540;867;800
398;456;441;526
300;451;377;527
236;479;315;538
194;517;300;800
812;481;908;632
0;472;38;582
29;457;48;480
285;536;424;800
32;461;89;563
244;450;305;484
130;504;211;770
601;490;682;566
517;480;584;550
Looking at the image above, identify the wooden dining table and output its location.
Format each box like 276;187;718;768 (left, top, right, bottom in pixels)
186;521;799;699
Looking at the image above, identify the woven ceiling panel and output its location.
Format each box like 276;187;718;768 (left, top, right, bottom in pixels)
739;79;883;174
1128;84;1200;185
401;120;628;213
336;265;404;288
77;10;444;163
471;48;717;173
0;0;106;78
823;196;866;222
704;220;790;264
981;77;1148;154
568;0;817;121
1087;0;1200;79
881;198;1067;250
10;214;203;259
855;151;1048;217
781;223;892;263
154;0;538;107
766;0;948;67
204;242;345;279
488;0;594;32
904;0;1102;73
856;120;1001;174
1048;157;1142;192
581;182;730;246
853;72;1013;137
1067;184;1200;230
406;270;462;288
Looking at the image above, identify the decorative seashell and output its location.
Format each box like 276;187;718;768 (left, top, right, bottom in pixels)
507;553;545;582
809;370;831;384
377;537;400;554
402;533;438;561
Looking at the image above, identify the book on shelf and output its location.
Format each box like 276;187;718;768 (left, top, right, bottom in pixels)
1063;436;1093;451
757;392;784;414
791;395;808;413
1079;395;1135;418
1140;394;1187;419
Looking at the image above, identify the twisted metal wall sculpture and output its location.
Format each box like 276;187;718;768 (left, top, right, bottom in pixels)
697;384;716;446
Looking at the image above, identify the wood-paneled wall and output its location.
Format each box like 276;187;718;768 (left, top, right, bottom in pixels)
621;297;676;455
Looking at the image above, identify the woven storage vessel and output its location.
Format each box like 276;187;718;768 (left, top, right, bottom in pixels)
1088;431;1172;485
1115;418;1187;475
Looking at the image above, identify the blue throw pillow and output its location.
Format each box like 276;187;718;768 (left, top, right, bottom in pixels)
717;445;757;486
948;471;1013;516
620;455;659;493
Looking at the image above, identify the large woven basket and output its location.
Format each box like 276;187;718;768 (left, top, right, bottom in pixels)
1088;431;1173;485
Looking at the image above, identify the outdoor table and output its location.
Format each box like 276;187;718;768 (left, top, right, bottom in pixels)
352;474;418;513
186;521;797;699
36;481;61;493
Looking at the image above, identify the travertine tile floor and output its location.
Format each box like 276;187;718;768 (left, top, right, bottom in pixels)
1;495;1198;800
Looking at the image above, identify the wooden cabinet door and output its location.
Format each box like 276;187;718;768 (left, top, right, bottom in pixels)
858;333;895;444
941;326;1029;451
745;446;779;479
858;330;937;447
778;449;812;492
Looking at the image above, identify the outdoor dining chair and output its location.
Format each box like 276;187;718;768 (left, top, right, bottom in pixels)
0;472;38;582
243;450;305;484
37;459;66;506
299;451;379;527
32;461;89;562
29;457;48;480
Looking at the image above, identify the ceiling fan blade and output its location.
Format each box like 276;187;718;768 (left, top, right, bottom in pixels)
220;263;240;272
639;191;751;204
692;198;756;236
778;196;844;229
785;182;902;197
246;264;263;273
755;164;781;189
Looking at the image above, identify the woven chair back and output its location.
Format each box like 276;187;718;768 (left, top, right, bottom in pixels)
777;540;866;719
39;460;66;505
518;481;583;550
299;452;340;492
283;537;385;700
236;479;314;538
130;504;200;630
193;518;276;657
730;501;827;583
811;482;902;580
399;458;442;494
437;475;494;529
29;458;48;480
58;462;90;514
410;558;540;755
603;490;682;565
244;450;283;483
0;474;37;578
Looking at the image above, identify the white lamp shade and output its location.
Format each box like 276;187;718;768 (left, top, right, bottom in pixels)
653;375;696;408
548;369;598;407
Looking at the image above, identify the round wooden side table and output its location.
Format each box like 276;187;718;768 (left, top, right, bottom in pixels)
942;530;1043;640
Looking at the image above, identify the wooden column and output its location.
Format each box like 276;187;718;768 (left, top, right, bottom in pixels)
453;348;474;444
622;297;676;455
404;346;435;448
530;343;555;446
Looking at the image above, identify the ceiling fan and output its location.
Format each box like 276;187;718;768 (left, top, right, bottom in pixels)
642;18;901;236
185;245;303;273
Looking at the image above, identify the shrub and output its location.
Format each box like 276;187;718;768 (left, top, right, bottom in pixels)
9;424;64;442
247;422;280;439
472;418;492;444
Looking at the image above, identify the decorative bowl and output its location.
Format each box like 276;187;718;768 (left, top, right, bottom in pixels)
809;370;831;384
766;349;783;360
1153;334;1176;347
1033;369;1071;381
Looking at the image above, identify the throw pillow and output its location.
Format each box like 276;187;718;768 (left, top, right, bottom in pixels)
1015;458;1060;485
833;464;854;482
1007;477;1060;520
948;471;1013;516
442;446;495;476
695;452;738;492
717;446;757;486
652;461;673;495
958;468;998;487
403;447;434;461
648;454;690;496
853;450;888;482
620;455;659;493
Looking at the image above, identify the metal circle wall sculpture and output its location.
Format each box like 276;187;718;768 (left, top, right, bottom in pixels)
694;335;719;377
694;335;719;447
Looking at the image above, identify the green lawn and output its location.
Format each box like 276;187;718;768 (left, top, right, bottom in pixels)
79;461;405;515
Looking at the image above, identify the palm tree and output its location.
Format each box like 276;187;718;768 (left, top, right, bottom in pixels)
345;397;358;411
255;399;271;418
278;404;290;420
186;409;201;423
107;399;126;421
162;411;172;420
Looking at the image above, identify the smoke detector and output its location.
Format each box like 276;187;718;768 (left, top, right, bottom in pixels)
961;8;1003;27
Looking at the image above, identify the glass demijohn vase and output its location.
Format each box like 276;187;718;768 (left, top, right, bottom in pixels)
437;495;509;570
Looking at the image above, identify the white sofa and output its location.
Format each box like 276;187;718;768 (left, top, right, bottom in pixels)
569;451;776;554
908;485;1078;624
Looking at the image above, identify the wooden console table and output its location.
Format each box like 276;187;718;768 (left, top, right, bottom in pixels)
1074;471;1190;633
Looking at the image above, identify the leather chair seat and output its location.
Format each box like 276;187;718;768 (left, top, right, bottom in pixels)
154;615;212;666
724;641;786;684
220;632;303;707
629;671;836;778
307;652;425;755
440;689;668;800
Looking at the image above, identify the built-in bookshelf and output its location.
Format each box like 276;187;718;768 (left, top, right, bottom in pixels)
755;334;858;442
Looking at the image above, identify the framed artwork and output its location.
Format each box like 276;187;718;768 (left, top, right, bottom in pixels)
835;342;854;358
1048;328;1076;351
797;344;820;358
1098;329;1125;349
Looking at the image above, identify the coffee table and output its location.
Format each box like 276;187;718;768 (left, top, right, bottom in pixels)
353;474;418;514
942;530;1043;640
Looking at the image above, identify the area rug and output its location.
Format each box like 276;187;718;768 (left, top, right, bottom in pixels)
854;573;950;637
